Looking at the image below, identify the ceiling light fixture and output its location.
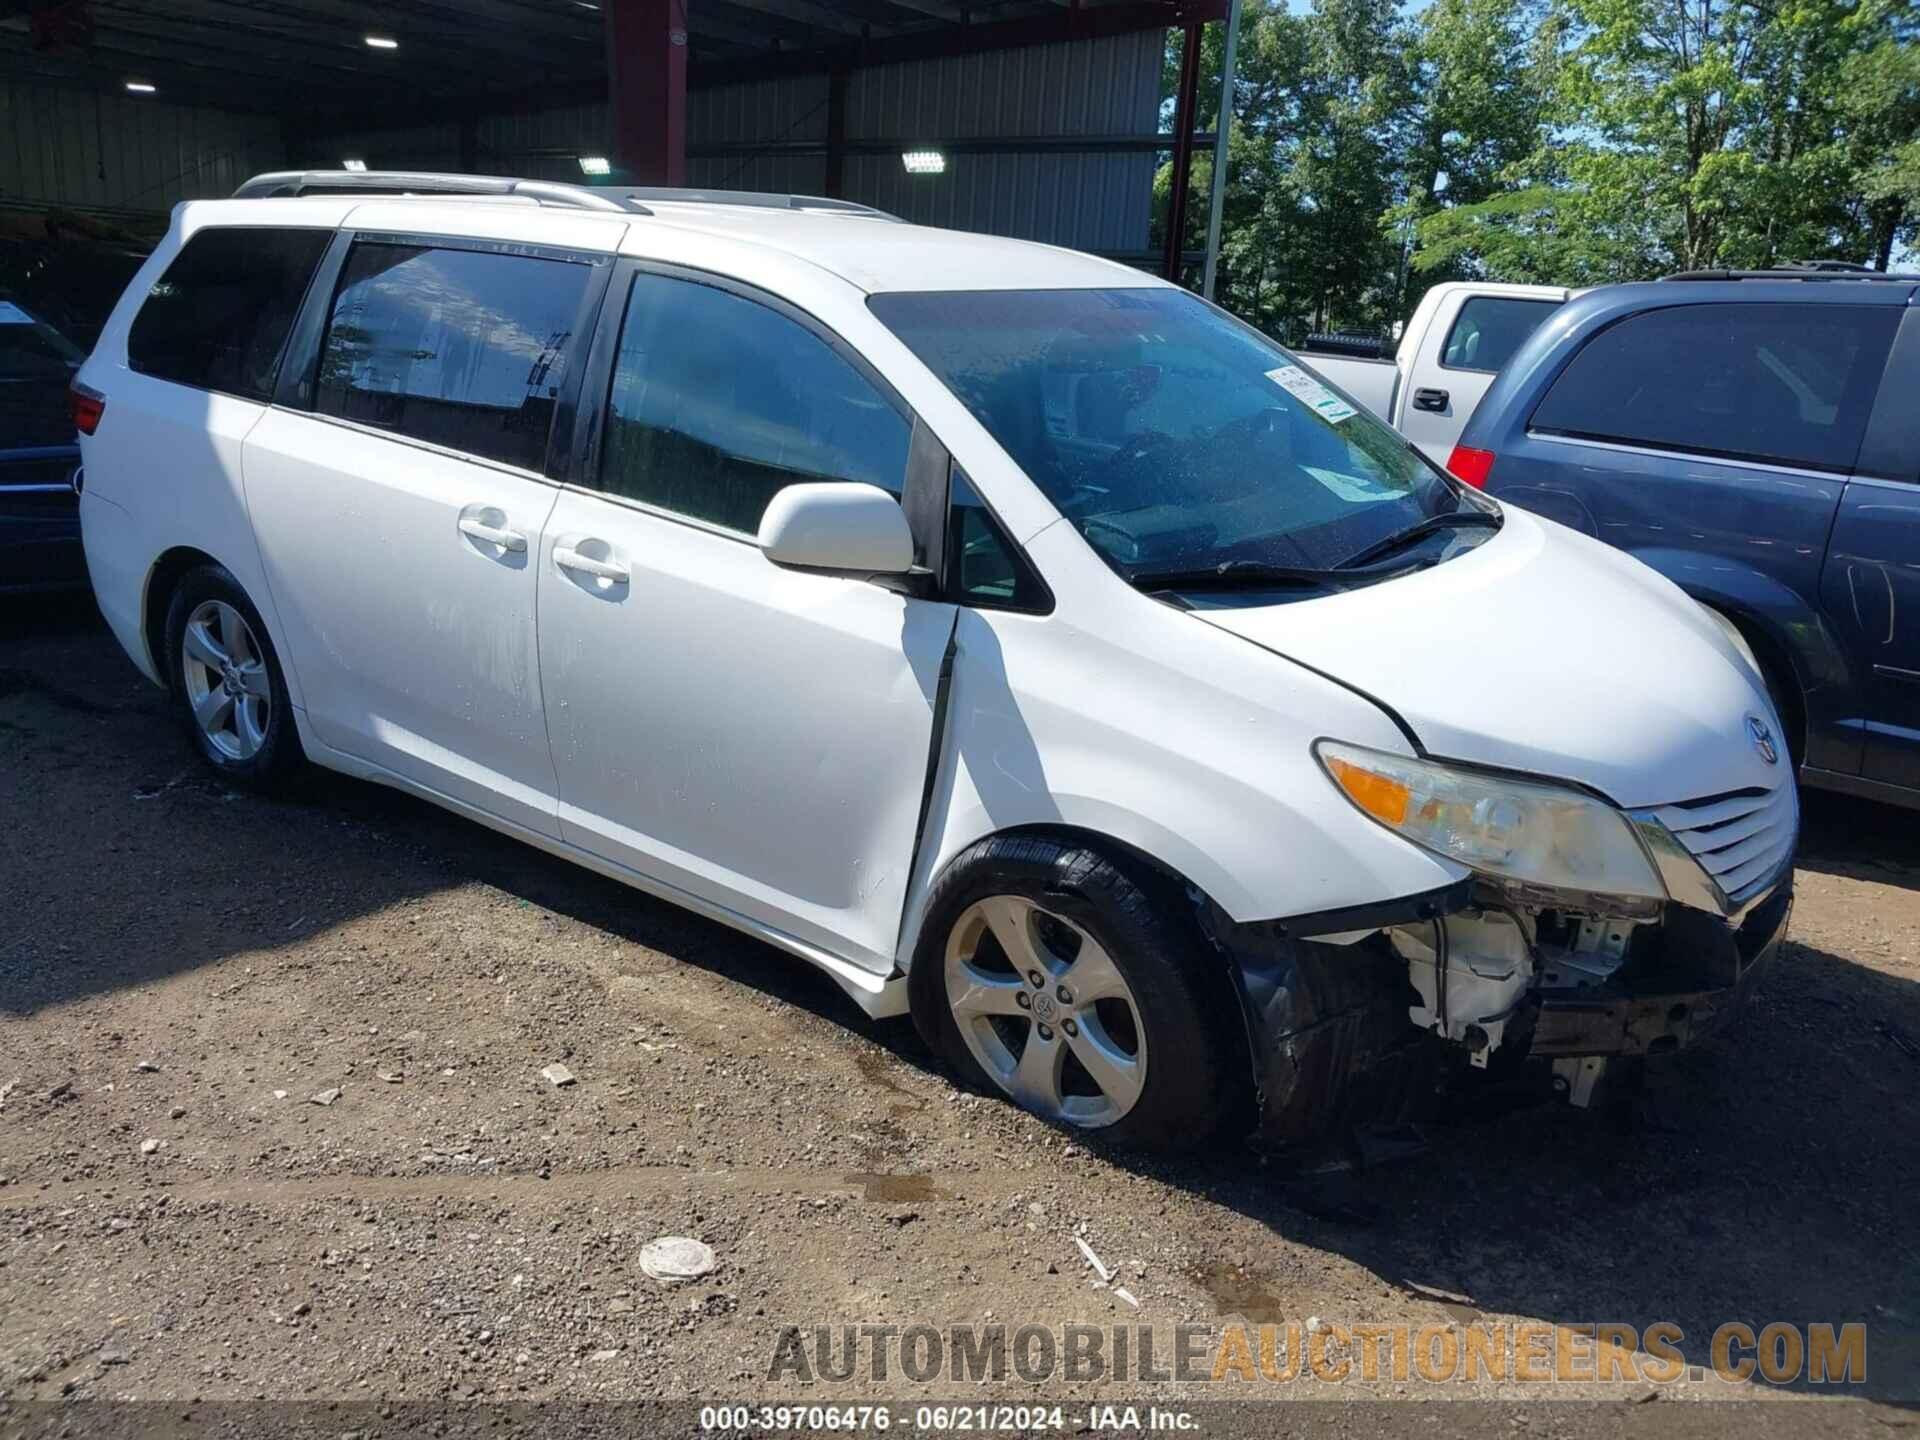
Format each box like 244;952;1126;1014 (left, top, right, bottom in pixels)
901;149;947;176
124;80;156;94
578;155;611;176
342;158;368;172
363;34;398;49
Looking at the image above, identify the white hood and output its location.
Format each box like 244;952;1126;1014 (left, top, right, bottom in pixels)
1189;508;1785;810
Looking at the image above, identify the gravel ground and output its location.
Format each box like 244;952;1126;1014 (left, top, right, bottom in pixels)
1;594;1915;1429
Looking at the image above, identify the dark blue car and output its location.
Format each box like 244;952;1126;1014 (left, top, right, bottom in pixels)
1453;267;1920;810
0;296;86;592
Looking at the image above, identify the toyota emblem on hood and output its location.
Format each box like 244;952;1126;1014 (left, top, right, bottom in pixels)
1747;715;1779;766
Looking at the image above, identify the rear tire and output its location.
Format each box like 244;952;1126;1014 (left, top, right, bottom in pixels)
163;564;303;792
909;834;1249;1152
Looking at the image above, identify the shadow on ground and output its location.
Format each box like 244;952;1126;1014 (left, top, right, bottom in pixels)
1798;786;1920;894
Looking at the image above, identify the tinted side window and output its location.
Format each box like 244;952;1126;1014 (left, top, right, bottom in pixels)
1441;296;1559;373
598;273;910;534
1532;303;1900;472
127;227;330;401
316;242;592;471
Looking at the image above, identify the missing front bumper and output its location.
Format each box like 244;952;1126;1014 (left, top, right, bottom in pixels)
1224;878;1794;1146
1525;885;1791;1060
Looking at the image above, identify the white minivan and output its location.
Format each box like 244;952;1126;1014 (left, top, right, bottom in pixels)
72;172;1795;1150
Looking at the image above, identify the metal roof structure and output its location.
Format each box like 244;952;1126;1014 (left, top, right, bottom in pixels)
6;0;1223;120
5;0;1236;282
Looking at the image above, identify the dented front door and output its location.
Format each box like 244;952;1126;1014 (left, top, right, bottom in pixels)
536;488;953;973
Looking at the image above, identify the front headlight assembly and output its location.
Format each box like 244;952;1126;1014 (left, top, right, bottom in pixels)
1315;740;1665;904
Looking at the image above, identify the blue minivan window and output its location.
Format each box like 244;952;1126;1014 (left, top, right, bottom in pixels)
1530;302;1899;473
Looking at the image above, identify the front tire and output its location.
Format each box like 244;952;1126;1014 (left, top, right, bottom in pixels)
909;835;1248;1151
163;564;303;791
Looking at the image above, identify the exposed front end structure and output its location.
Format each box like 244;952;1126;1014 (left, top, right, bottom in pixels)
1228;778;1796;1144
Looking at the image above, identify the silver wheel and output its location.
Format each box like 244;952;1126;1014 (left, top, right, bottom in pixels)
180;599;271;762
943;895;1148;1129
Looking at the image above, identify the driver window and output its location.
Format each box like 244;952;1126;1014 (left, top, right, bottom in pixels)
598;273;911;534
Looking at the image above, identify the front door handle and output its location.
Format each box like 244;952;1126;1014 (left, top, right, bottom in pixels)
1412;387;1450;413
458;515;527;552
554;544;630;584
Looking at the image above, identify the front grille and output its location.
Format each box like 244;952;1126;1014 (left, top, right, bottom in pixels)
1644;782;1798;905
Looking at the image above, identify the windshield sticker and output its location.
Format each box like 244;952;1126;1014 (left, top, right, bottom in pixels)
1266;365;1358;424
0;301;35;325
1302;465;1398;504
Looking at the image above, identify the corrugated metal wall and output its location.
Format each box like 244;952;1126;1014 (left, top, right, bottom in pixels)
314;31;1163;253
480;102;618;183
843;33;1161;252
687;74;830;197
0;81;284;217
2;30;1164;254
319;120;463;173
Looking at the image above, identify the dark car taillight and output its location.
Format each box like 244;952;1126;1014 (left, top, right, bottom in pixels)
68;381;106;436
1446;444;1495;489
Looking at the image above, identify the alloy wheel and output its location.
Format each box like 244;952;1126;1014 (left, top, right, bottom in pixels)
943;895;1147;1128
180;599;271;762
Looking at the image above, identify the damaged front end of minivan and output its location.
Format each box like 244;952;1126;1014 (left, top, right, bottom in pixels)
1205;743;1797;1145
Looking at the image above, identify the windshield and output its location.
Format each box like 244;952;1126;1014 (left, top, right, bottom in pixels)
870;287;1472;580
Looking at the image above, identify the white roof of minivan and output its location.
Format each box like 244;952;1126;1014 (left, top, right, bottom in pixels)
634;200;1155;294
181;192;1161;297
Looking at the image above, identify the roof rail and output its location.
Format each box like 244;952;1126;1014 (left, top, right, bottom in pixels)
233;171;904;222
232;171;645;215
1660;263;1918;283
619;186;902;221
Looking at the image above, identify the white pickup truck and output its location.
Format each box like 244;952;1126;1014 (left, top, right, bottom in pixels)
1299;281;1570;465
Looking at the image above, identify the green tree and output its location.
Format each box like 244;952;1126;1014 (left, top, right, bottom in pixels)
1839;35;1920;268
1161;0;1420;339
1177;0;1913;336
1413;0;1917;279
1391;0;1560;306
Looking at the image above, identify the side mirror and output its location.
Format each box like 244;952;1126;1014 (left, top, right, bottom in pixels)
758;482;916;576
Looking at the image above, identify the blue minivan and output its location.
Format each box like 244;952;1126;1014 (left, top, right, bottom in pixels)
1452;268;1920;810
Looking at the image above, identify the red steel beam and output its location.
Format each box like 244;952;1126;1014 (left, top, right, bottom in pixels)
606;0;687;185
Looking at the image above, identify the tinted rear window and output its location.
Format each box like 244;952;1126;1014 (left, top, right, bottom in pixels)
127;227;330;401
1441;296;1559;373
315;242;592;472
1531;302;1899;472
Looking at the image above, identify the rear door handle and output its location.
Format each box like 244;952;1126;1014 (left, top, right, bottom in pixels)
458;515;527;552
554;544;629;584
1412;387;1449;413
